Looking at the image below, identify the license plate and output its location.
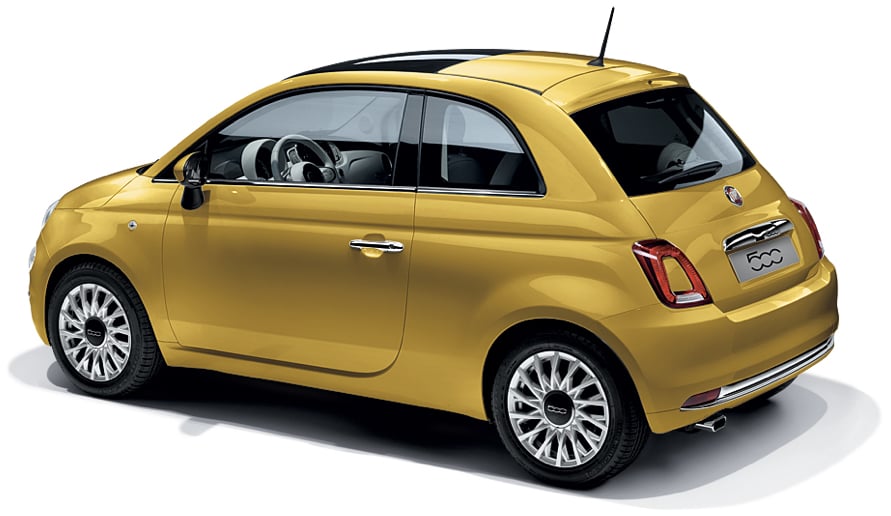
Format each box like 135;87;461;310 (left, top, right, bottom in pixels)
727;235;799;282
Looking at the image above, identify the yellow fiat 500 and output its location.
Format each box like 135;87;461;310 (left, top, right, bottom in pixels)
28;49;837;488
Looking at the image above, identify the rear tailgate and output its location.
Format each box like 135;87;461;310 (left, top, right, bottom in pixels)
630;166;821;312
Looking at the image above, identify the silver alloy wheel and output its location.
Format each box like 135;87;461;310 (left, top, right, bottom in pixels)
57;283;131;382
507;350;611;468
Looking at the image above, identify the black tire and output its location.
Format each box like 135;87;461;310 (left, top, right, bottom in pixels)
491;330;649;489
47;261;164;397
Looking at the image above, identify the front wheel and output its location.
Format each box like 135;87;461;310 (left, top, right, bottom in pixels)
491;331;648;488
47;262;164;397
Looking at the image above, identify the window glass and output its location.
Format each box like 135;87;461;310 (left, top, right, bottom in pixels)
420;97;540;192
207;90;408;186
571;87;755;196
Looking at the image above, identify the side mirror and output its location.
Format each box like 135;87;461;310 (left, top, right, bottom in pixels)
173;152;206;210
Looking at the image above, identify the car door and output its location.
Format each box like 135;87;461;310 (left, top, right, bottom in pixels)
162;89;421;374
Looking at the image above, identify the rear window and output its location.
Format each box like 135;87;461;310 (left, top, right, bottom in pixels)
571;87;755;196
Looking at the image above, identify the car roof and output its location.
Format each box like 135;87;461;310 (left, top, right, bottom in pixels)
287;49;680;103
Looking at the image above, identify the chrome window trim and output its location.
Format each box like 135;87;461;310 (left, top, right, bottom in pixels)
417;186;544;198
154;177;543;197
723;218;793;253
680;335;834;411
205;179;416;192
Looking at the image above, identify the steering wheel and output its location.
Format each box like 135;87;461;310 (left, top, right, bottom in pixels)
270;134;336;182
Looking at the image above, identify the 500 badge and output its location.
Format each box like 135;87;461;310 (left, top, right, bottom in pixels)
729;235;800;282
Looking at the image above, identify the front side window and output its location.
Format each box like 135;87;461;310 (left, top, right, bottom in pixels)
207;90;408;186
420;97;541;192
572;87;755;196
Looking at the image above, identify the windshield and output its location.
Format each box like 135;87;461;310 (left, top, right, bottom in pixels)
571;87;755;196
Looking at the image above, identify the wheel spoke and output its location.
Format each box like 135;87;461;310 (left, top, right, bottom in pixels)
64;342;90;357
66;291;87;322
104;309;125;323
61;311;84;330
509;411;544;422
518;422;546;443
573;421;598;447
110;338;130;354
555;431;565;467
574;419;602;444
79;285;91;317
97;293;114;319
550;351;562;391
517;368;545;400
534;428;555;459
567;377;599;398
60;330;84;341
109;322;130;335
77;348;95;380
532;354;550;390
509;387;541;411
107;345;125;372
559;359;581;391
564;431;579;466
575;394;606;408
577;411;609;432
89;287;100;316
95;349;107;381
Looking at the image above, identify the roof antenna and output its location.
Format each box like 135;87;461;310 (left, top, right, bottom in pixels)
588;7;615;67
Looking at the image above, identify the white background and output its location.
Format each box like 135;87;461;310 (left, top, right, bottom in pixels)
1;0;887;513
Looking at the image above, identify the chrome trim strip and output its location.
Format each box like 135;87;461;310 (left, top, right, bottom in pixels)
349;239;404;253
153;179;544;197
208;180;416;192
723;219;793;252
681;335;834;411
417;186;544;198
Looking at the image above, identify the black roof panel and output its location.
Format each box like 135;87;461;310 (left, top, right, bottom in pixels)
286;49;518;79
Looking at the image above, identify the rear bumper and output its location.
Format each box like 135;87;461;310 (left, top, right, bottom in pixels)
681;335;833;410
601;258;838;433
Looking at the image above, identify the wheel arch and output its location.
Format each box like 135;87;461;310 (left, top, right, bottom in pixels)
43;253;175;350
481;318;645;421
46;254;131;321
45;253;168;396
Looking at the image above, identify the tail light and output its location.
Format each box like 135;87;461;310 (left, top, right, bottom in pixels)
790;198;824;259
633;239;712;308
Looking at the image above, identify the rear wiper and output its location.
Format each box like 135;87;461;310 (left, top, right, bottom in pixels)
644;160;723;185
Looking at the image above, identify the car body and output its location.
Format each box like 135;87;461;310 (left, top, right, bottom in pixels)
28;49;838;487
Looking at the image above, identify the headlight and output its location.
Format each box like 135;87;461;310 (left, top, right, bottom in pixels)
33;199;59;271
42;199;59;229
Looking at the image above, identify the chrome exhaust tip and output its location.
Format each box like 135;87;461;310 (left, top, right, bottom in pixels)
693;413;727;433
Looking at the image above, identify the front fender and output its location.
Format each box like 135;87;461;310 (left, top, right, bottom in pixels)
34;177;178;344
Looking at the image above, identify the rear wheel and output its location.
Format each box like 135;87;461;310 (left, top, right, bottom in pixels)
47;262;164;397
491;331;648;488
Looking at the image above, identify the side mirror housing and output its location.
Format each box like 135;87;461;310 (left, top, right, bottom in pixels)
173;152;207;210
